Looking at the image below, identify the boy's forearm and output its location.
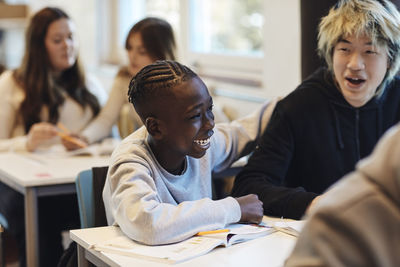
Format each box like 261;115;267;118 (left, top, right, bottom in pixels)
115;196;241;245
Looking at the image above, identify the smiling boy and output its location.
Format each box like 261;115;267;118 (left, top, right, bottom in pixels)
103;60;274;245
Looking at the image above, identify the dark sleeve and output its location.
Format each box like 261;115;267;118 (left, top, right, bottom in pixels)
231;104;318;219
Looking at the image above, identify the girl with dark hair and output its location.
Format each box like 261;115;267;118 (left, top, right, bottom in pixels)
78;17;177;145
0;7;105;151
0;7;105;266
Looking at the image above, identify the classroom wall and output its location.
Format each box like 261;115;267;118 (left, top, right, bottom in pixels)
263;1;301;99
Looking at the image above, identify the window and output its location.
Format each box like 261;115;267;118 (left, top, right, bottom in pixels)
190;0;263;56
100;0;301;98
187;0;264;86
101;0;264;86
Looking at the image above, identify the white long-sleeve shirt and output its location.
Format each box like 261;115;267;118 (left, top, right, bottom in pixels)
0;70;106;151
103;99;277;245
81;70;141;144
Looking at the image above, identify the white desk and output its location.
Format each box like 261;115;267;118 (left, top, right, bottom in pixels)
0;152;110;267
70;218;298;267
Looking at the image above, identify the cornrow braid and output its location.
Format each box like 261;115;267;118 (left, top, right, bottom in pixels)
128;60;197;110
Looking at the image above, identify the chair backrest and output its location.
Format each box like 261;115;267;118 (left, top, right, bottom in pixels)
75;166;108;228
0;214;7;230
0;223;3;267
0;214;7;267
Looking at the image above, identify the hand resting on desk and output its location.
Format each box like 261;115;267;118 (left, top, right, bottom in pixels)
236;194;263;223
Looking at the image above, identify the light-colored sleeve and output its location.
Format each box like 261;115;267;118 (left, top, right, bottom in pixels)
211;97;278;173
103;158;241;245
81;75;126;143
0;71;18;139
86;74;107;105
0;71;28;151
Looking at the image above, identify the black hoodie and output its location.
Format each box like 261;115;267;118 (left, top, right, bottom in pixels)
231;67;400;219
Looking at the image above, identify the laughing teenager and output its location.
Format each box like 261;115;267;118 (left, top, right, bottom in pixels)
232;0;400;220
102;60;277;245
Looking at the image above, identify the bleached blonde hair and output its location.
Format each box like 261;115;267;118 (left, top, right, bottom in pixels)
318;0;400;84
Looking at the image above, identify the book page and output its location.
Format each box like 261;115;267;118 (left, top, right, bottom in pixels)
93;235;224;264
198;223;276;247
227;223;275;245
92;223;278;263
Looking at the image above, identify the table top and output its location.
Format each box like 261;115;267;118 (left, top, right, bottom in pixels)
71;218;298;267
0;152;110;188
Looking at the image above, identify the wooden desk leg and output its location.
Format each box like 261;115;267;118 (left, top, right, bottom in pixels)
77;244;89;267
25;188;39;267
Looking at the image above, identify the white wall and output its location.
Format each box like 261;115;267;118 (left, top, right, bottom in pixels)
263;0;301;98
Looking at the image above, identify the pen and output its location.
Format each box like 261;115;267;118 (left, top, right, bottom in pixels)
57;122;70;134
196;229;230;236
56;132;87;148
56;122;87;148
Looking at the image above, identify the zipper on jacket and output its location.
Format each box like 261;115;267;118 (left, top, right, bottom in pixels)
355;109;360;160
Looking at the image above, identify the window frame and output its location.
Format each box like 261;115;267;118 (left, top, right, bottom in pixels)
98;0;301;98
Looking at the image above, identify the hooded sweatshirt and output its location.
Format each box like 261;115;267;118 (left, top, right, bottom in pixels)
232;67;400;219
285;123;400;267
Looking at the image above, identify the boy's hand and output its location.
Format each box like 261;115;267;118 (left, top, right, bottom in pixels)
236;194;263;224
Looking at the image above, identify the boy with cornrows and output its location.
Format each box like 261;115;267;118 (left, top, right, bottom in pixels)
103;60;276;245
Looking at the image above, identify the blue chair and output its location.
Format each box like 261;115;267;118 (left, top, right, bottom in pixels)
0;214;7;267
75;167;108;228
0;224;3;267
0;214;7;230
75;170;93;228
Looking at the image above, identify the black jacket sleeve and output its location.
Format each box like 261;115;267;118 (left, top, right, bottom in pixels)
231;104;318;219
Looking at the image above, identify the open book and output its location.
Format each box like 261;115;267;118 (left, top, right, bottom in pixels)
91;223;275;264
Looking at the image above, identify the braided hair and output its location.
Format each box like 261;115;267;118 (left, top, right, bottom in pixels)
128;60;198;118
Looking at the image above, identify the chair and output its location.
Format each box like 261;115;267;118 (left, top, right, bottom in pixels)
117;103;142;139
0;224;3;267
75;167;108;228
0;213;7;267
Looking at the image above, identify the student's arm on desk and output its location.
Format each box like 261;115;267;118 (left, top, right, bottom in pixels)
104;162;241;246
